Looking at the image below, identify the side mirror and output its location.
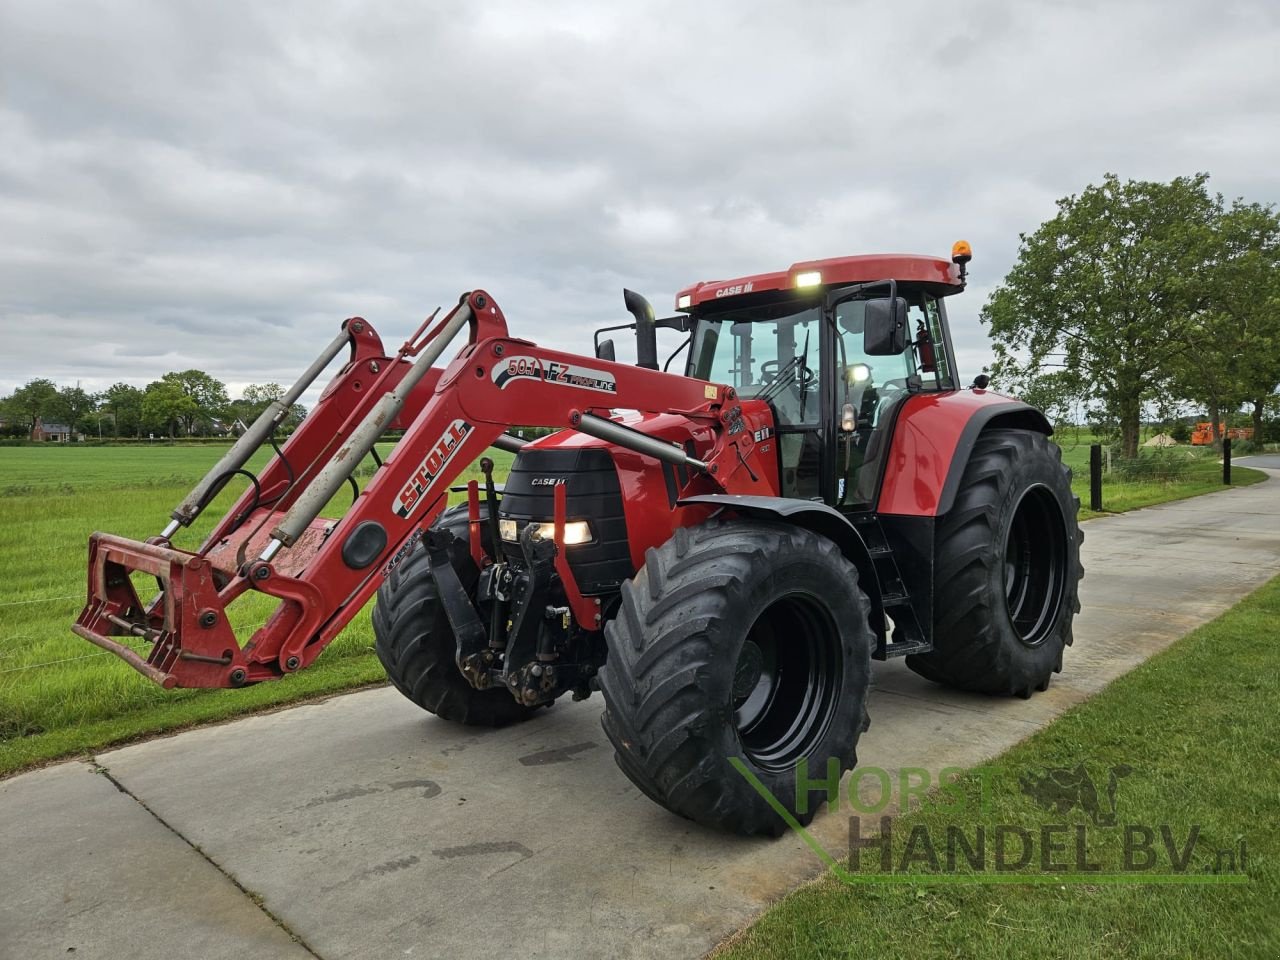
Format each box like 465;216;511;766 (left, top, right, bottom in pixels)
863;297;908;355
595;338;616;362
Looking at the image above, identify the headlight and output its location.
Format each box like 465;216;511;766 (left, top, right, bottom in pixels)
499;518;593;545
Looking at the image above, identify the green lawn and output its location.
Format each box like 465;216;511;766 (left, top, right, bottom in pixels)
715;576;1280;960
0;443;513;776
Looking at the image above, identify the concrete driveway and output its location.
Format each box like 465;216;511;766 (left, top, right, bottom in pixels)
3;471;1278;960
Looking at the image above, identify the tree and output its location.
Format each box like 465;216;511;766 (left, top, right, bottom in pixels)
0;394;28;436
226;384;306;434
160;370;229;436
1000;368;1086;433
984;174;1218;458
100;382;145;437
7;378;59;434
50;384;96;434
1170;197;1280;447
142;381;198;438
229;382;285;426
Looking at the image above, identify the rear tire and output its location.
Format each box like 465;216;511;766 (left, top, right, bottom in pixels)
906;429;1083;696
372;504;539;727
600;520;873;836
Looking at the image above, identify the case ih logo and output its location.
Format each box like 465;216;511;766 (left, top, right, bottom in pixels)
395;419;471;519
492;356;617;394
714;281;754;298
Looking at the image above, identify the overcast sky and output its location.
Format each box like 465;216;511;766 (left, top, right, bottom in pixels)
2;0;1278;406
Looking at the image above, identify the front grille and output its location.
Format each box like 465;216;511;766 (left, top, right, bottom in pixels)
500;447;632;596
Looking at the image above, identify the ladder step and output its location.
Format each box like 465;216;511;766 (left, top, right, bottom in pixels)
876;638;933;660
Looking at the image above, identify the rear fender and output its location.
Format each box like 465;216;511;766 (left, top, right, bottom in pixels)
877;391;1052;517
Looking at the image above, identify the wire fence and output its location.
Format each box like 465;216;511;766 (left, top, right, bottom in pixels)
0;594;79;608
0;593;100;675
0;652;109;675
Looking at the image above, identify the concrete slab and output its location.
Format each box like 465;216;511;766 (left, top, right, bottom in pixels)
35;472;1280;959
0;762;312;960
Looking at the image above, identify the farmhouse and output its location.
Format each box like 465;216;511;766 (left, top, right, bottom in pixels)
31;417;81;442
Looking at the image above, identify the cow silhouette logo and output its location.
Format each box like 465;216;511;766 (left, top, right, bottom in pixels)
1019;763;1133;826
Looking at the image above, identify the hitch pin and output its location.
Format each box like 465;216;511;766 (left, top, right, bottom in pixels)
106;613;162;643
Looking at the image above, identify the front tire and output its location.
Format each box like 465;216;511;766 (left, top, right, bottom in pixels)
600;521;873;836
372;504;539;727
906;428;1083;696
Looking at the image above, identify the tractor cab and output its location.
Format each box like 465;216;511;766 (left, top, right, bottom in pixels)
674;250;968;508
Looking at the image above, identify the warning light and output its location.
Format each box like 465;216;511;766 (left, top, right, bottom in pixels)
951;240;972;281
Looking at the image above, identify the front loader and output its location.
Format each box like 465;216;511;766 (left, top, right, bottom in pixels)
73;244;1082;835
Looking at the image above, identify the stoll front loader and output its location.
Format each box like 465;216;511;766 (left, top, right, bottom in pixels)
74;243;1082;835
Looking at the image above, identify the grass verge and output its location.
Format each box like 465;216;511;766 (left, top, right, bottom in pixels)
1055;437;1268;520
715;576;1280;960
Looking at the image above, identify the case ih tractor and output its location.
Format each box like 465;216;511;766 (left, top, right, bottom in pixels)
73;244;1082;835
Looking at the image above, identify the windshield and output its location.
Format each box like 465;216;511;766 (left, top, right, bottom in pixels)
687;298;920;422
688;301;823;427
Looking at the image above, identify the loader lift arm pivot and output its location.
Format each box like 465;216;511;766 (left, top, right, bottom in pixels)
74;290;771;689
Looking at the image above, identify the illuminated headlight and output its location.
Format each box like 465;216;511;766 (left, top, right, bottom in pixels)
677;294;693;310
847;363;871;384
499;518;593;545
794;270;822;287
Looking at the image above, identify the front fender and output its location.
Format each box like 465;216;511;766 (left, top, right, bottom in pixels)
676;495;881;615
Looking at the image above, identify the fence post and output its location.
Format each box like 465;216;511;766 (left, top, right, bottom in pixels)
1089;444;1103;512
1223;437;1231;485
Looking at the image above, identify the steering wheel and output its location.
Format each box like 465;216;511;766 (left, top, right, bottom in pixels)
759;359;816;389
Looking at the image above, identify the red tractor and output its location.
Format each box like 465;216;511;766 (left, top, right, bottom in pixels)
73;243;1082;835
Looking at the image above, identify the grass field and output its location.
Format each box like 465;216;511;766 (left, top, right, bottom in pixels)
0;435;1268;777
0;443;513;776
1053;432;1266;520
715;575;1280;960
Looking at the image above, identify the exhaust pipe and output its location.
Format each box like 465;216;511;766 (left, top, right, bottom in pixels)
623;288;659;371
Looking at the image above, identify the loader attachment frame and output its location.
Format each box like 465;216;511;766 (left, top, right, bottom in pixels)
74;290;773;688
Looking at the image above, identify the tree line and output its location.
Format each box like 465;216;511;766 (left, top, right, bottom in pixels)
985;173;1280;458
0;371;306;439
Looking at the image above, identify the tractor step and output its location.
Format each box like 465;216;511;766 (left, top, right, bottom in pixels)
850;514;933;661
877;637;933;658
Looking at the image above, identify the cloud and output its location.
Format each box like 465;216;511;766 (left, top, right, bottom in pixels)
1;0;1277;403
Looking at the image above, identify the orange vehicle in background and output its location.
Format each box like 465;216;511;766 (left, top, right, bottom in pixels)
1190;422;1254;445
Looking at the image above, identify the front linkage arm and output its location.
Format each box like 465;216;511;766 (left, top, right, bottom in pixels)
74;290;772;689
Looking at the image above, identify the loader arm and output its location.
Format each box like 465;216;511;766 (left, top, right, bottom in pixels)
74;290;771;688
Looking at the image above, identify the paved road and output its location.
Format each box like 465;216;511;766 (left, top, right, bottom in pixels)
3;471;1279;960
1237;453;1280;470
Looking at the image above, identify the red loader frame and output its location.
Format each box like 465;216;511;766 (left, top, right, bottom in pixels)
74;291;774;688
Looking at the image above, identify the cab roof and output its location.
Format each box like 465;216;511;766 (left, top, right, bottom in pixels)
674;253;963;311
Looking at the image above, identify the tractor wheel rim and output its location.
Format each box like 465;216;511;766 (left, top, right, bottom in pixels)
732;592;843;773
1002;484;1068;646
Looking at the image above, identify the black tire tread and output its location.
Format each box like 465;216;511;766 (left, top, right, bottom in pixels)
907;429;1084;696
372;504;537;727
600;520;873;836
